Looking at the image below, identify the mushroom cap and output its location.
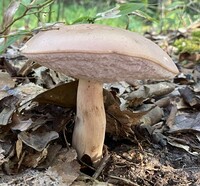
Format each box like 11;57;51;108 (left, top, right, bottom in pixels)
21;24;179;83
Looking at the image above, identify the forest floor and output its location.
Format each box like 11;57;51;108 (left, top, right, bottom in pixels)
0;25;200;185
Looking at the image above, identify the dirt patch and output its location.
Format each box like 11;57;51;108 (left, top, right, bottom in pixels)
100;141;200;186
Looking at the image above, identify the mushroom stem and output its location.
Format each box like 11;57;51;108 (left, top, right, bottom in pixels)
72;79;106;165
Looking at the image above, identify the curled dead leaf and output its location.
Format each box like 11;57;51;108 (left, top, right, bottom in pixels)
18;131;59;152
127;82;175;107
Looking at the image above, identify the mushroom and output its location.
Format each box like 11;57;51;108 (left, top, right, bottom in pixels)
21;24;179;166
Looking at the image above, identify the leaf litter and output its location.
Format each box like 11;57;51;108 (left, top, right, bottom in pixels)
0;25;200;185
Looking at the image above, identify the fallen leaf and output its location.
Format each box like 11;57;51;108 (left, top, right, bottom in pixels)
179;87;200;108
179;52;200;63
169;112;200;133
33;81;78;108
0;70;15;99
174;72;194;85
11;113;33;131
170;96;189;109
127;82;175;107
193;83;200;93
18;131;59;151
38;144;62;169
16;82;45;96
167;138;198;156
23;148;48;168
16;139;23;159
104;81;131;96
17;60;41;76
46;148;80;186
0;95;19;125
138;104;163;126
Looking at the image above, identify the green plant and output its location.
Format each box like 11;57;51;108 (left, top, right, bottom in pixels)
152;0;200;33
174;30;200;53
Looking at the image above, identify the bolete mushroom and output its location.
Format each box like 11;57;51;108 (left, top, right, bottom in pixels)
21;24;179;166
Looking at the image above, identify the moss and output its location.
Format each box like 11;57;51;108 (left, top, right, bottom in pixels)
174;30;200;53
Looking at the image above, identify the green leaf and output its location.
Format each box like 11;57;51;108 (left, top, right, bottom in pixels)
118;3;145;16
0;35;21;54
96;2;151;21
96;7;121;20
134;10;156;22
167;1;185;10
21;0;32;6
0;30;30;54
72;16;96;24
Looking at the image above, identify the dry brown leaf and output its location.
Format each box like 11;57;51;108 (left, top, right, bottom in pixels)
0;71;15;88
16;83;46;111
139;104;163;126
32;81;164;139
179;52;200;63
179;87;200;108
170;96;189;109
193;83;200;93
11;113;33;131
169;112;200;133
167;138;198;156
33;81;78;108
23;148;48;168
0;71;15;99
0;95;19;125
17;60;41;76
38;144;62;169
46;148;80;186
16;82;45;96
18;131;59;151
104;89;146;137
127;82;175;107
32;65;72;88
155;97;170;108
16;139;23;160
104;81;131;96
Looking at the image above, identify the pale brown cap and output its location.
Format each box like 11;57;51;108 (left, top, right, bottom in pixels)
21;24;179;83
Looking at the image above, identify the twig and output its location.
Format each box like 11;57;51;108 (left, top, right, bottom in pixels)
17;151;25;170
79;159;96;171
109;175;140;186
63;128;70;150
0;0;55;35
93;146;110;179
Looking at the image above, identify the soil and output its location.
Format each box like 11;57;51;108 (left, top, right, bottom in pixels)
100;139;200;186
1;137;200;186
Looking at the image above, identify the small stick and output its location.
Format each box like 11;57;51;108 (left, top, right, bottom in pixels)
109;175;140;186
17;151;25;171
93;146;110;179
